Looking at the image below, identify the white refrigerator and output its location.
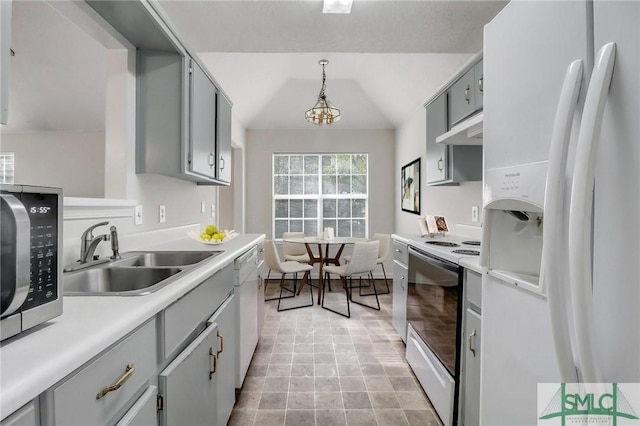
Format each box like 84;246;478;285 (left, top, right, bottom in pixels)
480;1;640;424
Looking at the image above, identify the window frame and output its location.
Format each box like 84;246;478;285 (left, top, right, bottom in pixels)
272;153;369;240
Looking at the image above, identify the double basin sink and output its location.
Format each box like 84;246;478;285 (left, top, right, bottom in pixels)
63;251;222;296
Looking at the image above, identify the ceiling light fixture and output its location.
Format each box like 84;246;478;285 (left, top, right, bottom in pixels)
323;0;353;14
305;59;341;126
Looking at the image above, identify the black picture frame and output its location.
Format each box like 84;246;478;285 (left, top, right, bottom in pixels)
401;158;420;215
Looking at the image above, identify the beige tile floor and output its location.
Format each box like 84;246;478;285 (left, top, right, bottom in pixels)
228;279;443;426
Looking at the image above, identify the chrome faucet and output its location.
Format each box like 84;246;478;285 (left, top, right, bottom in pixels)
80;221;110;264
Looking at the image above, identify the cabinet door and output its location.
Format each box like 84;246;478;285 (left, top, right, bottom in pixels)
216;93;232;183
463;309;482;426
426;94;448;184
448;68;476;126
189;59;217;179
115;386;157;426
257;263;265;335
158;323;218;426
207;296;237;426
473;60;484;111
392;260;408;342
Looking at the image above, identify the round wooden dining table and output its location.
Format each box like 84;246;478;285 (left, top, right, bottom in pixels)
282;236;368;305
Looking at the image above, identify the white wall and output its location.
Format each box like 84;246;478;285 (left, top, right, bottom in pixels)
245;129;395;238
395;103;483;235
1;131;105;197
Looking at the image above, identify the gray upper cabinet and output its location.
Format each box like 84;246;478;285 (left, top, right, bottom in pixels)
189;60;218;180
474;60;484;110
216;93;233;184
448;67;477;127
1;0;12;125
88;0;232;185
426;94;448;184
425;54;483;186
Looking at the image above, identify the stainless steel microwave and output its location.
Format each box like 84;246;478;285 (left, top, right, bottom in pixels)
1;184;63;341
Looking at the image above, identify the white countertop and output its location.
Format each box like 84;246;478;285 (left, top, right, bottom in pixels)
0;233;265;419
459;257;483;274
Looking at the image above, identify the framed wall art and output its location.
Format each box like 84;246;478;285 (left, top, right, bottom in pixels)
401;158;420;215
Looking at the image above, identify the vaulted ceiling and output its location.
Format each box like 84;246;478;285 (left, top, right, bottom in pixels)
2;0;508;134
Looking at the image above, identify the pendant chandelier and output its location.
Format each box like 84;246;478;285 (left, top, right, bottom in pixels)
305;59;341;126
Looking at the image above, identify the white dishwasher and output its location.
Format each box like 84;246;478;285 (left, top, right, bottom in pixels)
234;246;259;388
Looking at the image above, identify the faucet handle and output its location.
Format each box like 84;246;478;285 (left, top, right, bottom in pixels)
82;221;109;240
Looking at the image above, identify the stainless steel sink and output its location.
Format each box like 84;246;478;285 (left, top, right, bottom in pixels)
63;250;223;296
64;267;183;296
111;251;219;267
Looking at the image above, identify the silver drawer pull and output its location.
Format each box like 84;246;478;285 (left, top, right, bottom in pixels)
468;329;477;357
96;363;135;400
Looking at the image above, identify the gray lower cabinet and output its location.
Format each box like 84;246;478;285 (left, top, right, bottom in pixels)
392;260;408;343
207;296;237;426
0;401;38;426
391;240;409;342
158;322;219;426
44;319;157;426
463;309;481;426
115;386;158;426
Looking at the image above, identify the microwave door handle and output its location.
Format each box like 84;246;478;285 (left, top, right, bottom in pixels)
0;194;31;316
542;59;584;383
569;42;616;384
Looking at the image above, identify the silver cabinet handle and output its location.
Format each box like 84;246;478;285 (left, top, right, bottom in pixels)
437;158;444;171
478;76;484;93
219;156;226;170
400;276;405;291
464;84;471;103
468;329;477;357
208;153;215;168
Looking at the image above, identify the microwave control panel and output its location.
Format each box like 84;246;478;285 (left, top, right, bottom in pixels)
22;192;58;310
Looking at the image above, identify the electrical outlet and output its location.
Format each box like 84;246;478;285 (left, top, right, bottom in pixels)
201;200;206;213
210;204;215;218
159;205;166;223
471;206;479;223
135;205;143;225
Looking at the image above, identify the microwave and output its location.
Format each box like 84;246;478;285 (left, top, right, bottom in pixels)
1;184;63;341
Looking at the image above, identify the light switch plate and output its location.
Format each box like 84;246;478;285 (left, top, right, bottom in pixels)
471;206;479;223
201;201;206;213
159;205;166;223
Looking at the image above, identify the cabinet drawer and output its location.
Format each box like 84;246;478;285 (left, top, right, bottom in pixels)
465;269;482;311
163;263;233;359
52;320;156;426
392;240;408;266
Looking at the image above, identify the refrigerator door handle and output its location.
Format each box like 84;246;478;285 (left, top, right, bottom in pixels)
541;59;584;383
569;42;616;384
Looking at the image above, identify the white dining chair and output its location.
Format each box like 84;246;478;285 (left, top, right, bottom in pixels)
322;240;380;318
343;233;391;294
282;231;311;263
263;239;314;312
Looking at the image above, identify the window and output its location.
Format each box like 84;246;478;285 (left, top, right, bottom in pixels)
273;153;368;239
0;153;14;184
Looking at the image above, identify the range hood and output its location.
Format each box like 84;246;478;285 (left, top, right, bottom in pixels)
436;113;483;145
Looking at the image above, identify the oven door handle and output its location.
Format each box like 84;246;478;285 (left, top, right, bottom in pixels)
408;247;459;274
1;194;31;317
